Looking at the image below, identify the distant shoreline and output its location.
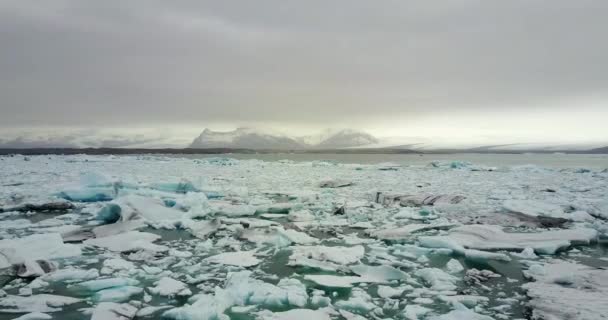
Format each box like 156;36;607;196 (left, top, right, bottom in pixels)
0;147;606;155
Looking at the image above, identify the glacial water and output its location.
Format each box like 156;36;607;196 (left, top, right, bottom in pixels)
0;153;606;320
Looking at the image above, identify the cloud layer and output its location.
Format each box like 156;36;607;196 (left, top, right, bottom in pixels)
1;1;607;145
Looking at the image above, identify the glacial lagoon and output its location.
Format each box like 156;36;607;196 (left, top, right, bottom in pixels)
0;153;607;320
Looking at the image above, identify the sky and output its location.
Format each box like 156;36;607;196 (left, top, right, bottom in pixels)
1;1;607;148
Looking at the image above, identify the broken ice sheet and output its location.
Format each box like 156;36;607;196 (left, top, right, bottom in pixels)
2;154;608;320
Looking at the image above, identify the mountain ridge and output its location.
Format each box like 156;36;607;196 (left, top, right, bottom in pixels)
189;128;379;149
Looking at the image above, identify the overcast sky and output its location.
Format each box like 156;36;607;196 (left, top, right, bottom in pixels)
1;0;607;147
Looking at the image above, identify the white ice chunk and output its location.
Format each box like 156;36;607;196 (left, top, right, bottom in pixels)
42;268;99;283
258;308;331;320
503;199;567;219
181;218;220;239
464;249;511;262
72;278;140;292
303;275;367;288
350;264;408;282
0;233;81;268
377;286;405;299
445;259;464;274
149;277;192;297
415;268;459;291
204;250;261;267
419;225;597;255
213;203;256;217
290;245;364;266
371;223;456;241
0;294;81;313
523;261;608;320
429;306;494;320
13;312;52;320
101;258;136;274
84;231;168;253
403;304;431;320
335;288;376;313
240;226;318;247
91;302;137;320
93;286;143;303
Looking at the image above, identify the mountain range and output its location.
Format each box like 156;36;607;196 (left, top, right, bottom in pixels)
189;128;379;149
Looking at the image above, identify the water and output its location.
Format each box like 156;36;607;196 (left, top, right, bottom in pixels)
177;153;608;169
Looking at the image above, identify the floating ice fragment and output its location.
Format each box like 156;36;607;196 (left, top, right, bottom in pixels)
371;223;457;241
290;245;364;265
428;305;494;320
93;286;143;303
502;200;568;219
0;294;81;313
181;218;220;239
303;275;365;288
464;249;511;262
377;285;405;299
445;259;464;274
42;268;99;283
58;188;114;202
419;225;597;255
335;288;377;313
213;203;256;217
152;179;199;194
84;231;167;253
403;304;431;320
415;268;459;291
319;179;353;188
91;302;137;320
0;233;81;269
204;250;260;267
438;295;489;308
350;264;408;282
13;312;52;320
71;278;140;293
522;261;608;320
512;247;538;259
258;308;332;320
149;277;192;297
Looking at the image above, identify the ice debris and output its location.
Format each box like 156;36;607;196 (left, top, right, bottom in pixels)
91;302;137;320
523;261;608;320
204;250;261;267
0;233;81;269
419;224;597;255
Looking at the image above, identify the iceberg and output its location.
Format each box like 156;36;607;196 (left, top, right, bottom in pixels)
415;268;459;291
42;268;99;283
0;294;81;313
91;302;137;320
204;250;261;267
371;222;457;241
502;199;569;219
149;277;192;297
419;225;597;255
303;275;368;288
289;245;364;265
257;308;331;320
13;313;52;320
0;233;81;269
350;264;408;282
523;261;608;320
84;231;167;253
93;286;143;303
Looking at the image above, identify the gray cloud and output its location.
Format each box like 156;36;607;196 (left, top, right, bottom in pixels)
0;1;607;142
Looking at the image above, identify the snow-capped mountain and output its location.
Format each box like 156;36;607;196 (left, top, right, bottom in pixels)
190;128;304;149
189;128;379;149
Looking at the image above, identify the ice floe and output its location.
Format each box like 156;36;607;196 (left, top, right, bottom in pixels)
419;224;597;254
1;154;607;320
